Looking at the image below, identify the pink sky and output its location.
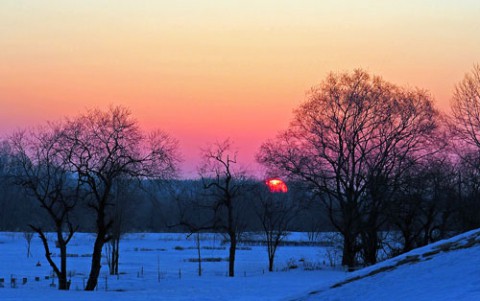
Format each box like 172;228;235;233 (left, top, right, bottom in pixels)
1;1;479;177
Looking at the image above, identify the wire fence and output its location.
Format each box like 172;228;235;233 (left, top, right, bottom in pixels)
0;262;330;292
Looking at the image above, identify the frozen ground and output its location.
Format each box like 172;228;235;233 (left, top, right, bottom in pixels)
293;228;480;301
0;232;345;300
2;230;479;300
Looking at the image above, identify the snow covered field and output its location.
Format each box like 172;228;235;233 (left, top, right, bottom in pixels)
0;232;345;300
2;230;480;300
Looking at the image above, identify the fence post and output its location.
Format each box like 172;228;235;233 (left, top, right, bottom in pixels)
157;255;160;282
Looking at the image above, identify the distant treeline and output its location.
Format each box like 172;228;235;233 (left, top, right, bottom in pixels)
0;176;330;233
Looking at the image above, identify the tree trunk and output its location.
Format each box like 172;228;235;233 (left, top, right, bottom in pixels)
31;227;68;290
113;238;119;275
361;209;379;265
26;240;32;258
267;235;277;272
402;228;415;253
109;238;120;275
341;233;357;270
228;232;236;277
58;242;68;290
85;233;105;290
86;194;109;291
268;254;274;272
361;228;378;265
196;233;202;276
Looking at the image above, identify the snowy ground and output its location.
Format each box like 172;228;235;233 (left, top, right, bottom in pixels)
0;232;346;300
3;230;479;300
292;229;480;301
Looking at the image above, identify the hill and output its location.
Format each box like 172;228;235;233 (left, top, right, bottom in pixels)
291;229;480;301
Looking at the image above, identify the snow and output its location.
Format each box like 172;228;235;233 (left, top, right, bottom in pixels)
2;230;480;300
292;229;480;301
0;232;345;300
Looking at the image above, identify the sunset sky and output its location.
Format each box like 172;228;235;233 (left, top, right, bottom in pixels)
1;1;479;177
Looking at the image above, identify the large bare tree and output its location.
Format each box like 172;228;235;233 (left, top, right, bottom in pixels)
450;64;480;232
10;125;78;290
197;139;248;277
61;106;179;290
257;70;438;268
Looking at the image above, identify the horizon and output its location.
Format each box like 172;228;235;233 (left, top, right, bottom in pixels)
1;0;479;178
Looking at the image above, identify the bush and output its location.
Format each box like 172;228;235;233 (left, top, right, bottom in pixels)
302;260;322;271
285;258;298;270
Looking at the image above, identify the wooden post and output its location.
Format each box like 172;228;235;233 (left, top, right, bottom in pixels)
157;255;160;282
11;275;17;288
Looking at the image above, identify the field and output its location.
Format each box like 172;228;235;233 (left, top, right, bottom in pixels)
0;232;346;300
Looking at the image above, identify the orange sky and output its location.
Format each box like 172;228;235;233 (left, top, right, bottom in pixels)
1;1;479;177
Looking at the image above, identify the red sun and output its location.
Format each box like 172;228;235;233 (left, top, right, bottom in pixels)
265;178;288;193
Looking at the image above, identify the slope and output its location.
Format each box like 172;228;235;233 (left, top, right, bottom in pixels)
291;229;480;301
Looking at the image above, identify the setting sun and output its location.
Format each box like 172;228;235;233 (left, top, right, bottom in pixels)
266;178;288;193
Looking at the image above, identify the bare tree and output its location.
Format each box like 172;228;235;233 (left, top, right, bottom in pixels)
450;64;480;232
24;231;34;258
10;126;78;290
162;180;206;276
451;64;480;148
197;139;248;277
389;157;457;254
105;180;124;276
105;217;122;276
105;178;139;276
61;106;179;290
252;182;302;272
454;152;480;231
257;70;438;268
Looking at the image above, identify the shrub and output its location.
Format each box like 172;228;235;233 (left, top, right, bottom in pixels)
303;260;322;271
286;258;298;270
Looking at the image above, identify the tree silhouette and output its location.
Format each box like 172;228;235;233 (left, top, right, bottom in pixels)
258;69;438;268
61;106;179;290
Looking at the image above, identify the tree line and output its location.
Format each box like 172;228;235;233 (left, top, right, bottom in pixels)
0;65;479;288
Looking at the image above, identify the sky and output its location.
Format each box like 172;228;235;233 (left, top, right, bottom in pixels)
1;0;479;177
